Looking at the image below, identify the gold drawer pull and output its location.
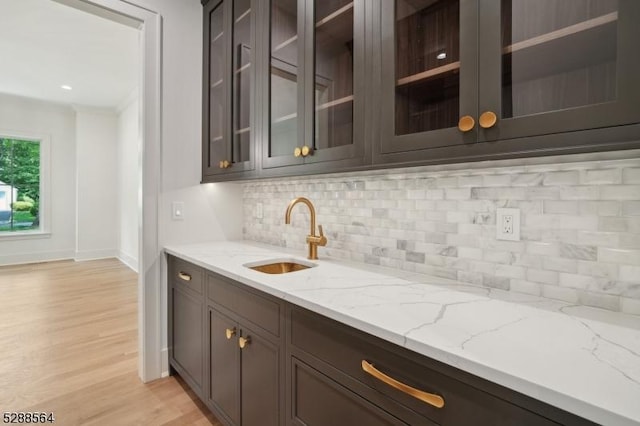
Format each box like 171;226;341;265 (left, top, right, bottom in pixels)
294;147;302;157
239;336;251;349
225;328;236;339
361;360;445;409
178;272;192;282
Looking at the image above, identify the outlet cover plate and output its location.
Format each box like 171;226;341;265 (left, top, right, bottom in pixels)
496;208;520;241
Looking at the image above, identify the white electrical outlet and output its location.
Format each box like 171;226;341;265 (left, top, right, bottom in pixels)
172;201;185;221
496;208;520;241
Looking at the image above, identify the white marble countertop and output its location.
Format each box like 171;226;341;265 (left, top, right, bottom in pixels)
165;241;640;426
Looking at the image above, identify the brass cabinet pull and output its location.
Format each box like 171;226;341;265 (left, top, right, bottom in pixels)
479;111;498;129
225;328;236;339
219;160;224;168
457;115;475;132
239;336;251;349
219;160;231;169
361;360;445;409
178;272;192;282
294;147;302;157
301;145;312;157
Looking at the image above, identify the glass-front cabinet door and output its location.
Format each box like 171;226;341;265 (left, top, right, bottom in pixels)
480;0;640;142
380;0;479;155
379;0;640;159
263;0;365;170
203;0;255;178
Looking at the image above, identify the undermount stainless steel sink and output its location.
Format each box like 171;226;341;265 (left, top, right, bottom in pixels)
244;258;317;274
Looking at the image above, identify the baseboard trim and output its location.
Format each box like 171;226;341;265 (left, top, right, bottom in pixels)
0;250;75;266
161;348;169;378
74;249;118;261
118;250;139;273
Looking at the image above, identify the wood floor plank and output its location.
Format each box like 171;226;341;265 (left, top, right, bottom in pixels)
0;258;220;425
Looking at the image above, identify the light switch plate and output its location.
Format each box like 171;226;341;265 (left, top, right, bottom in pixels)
172;201;184;221
496;208;520;241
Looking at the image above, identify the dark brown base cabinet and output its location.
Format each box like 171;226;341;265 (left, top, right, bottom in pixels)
168;256;597;426
168;256;205;399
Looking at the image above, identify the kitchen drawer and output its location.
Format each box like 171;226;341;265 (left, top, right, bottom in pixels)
207;272;281;338
170;256;204;295
289;306;589;426
291;357;413;426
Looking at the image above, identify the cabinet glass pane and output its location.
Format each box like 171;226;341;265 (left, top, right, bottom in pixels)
270;0;299;158
314;1;354;149
232;0;252;163
395;0;460;136
210;3;226;165
501;0;618;119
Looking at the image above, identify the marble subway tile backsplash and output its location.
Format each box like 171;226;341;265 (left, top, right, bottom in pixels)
242;156;640;314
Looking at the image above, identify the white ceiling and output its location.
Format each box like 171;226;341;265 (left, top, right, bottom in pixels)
0;0;140;108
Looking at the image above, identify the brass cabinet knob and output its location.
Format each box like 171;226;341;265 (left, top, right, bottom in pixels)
219;160;225;169
239;336;251;349
223;160;231;168
479;111;498;129
301;145;312;157
458;115;475;132
294;147;302;157
225;328;236;340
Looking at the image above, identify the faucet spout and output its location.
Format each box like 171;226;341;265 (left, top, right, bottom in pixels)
284;197;327;260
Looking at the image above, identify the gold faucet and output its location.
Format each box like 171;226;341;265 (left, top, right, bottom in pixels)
284;197;327;260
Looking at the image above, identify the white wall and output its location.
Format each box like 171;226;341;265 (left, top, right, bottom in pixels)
0;93;76;265
117;95;140;271
74;107;118;260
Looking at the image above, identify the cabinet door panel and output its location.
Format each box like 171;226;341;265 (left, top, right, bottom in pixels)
380;0;478;154
171;287;203;391
264;0;305;168
209;308;240;425
304;0;365;165
204;0;229;175
203;0;255;179
479;0;640;142
231;0;253;166
291;358;409;426
240;326;280;426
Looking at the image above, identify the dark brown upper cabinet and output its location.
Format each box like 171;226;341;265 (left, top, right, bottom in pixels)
376;0;640;165
202;0;257;180
260;0;368;175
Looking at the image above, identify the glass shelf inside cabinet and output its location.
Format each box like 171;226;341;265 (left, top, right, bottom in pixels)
395;0;460;136
501;0;618;118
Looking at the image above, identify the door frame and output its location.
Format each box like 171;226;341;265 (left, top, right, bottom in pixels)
61;0;162;383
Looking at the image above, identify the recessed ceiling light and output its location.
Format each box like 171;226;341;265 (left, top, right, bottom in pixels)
61;85;73;90
436;52;447;60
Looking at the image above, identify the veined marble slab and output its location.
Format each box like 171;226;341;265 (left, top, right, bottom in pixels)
165;241;640;426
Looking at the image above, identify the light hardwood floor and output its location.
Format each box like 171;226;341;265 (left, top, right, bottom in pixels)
0;258;220;425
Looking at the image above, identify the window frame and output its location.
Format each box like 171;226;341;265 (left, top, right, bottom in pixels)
0;131;51;240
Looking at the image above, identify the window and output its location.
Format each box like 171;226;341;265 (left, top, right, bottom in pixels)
0;137;42;234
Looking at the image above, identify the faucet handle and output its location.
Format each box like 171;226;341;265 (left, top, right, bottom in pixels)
317;225;327;246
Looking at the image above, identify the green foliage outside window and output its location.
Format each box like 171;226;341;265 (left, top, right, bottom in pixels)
0;138;41;232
